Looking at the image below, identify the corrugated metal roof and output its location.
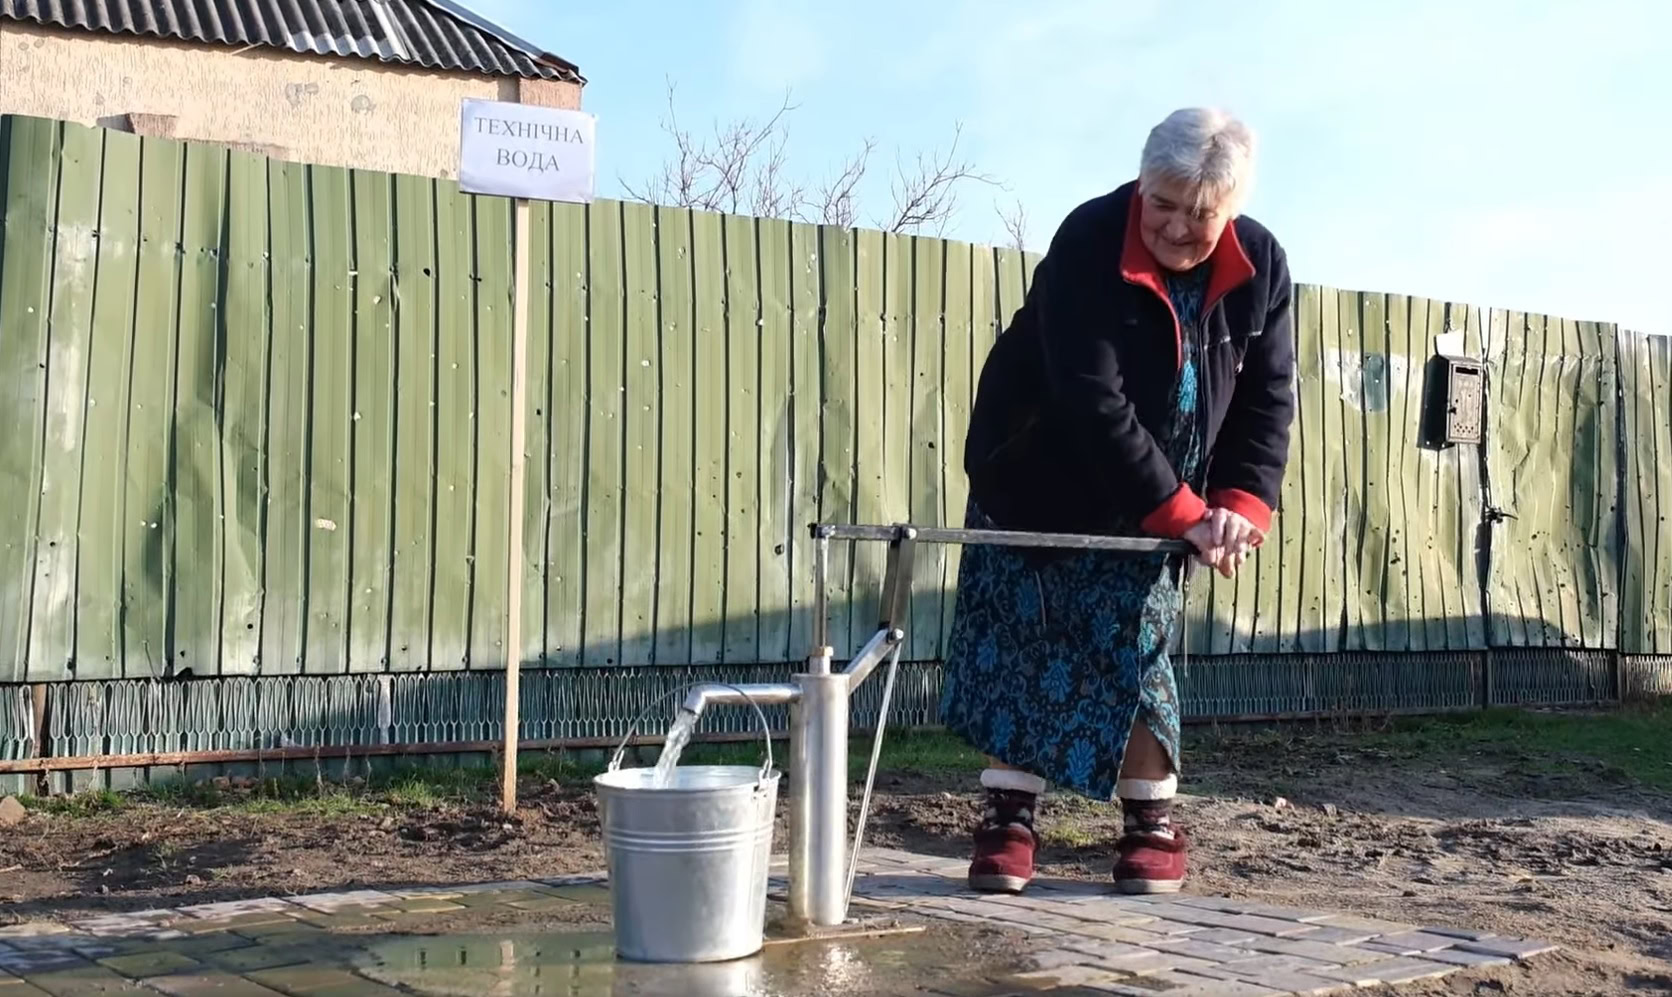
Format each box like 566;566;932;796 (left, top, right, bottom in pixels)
0;0;582;83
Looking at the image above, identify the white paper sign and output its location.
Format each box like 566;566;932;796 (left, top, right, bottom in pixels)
459;99;596;202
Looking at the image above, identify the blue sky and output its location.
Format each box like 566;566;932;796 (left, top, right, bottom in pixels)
477;0;1669;333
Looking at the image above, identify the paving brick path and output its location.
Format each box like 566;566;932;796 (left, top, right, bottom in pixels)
0;848;1554;996
842;848;1557;995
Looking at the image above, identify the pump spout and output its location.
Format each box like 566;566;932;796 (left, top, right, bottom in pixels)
671;674;849;927
679;682;801;718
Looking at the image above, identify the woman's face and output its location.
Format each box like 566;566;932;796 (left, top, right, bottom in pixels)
1139;177;1234;272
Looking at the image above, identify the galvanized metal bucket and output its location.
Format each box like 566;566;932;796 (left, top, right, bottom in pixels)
594;687;780;963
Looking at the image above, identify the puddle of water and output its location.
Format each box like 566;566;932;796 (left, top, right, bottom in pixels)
349;927;981;997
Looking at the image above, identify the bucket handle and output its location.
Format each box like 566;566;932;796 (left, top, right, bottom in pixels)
606;683;776;786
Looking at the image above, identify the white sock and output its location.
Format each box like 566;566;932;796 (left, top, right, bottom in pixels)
1115;774;1178;800
1118;775;1178;839
980;768;1047;795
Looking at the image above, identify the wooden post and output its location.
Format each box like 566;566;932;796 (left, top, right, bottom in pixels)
29;683;49;796
502;197;532;814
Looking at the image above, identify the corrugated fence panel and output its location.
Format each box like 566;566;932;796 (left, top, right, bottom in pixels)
1355;292;1392;651
1647;332;1672;654
124;137;185;679
76;129;142;681
938;240;973;655
469;195;516;671
815;224;857;658
218;149;271;676
1486;309;1622;649
305;165;355;675
9;118;72;683
430;181;477;671
2;115;1669;709
618;201;660;666
1456;304;1490;648
849;228;887;655
387;172;439;671
261;157;311;676
172;143;229;678
1381;294;1419;652
721;213;761;665
581;200;626;667
520;200;553;670
1619;331;1672;653
785;220;823;659
1290;284;1332;652
650;204;696;668
348;169;397;675
544;199;588;666
907;235;946;664
1421;300;1487;649
688;210;727;664
757;217;796;664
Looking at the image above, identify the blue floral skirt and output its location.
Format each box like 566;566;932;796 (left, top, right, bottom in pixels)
939;502;1185;800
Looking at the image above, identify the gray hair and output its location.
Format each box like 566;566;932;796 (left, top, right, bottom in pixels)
1139;108;1256;215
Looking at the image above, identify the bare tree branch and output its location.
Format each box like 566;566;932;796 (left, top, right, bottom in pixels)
619;80;698;207
621;80;804;216
879;123;1001;234
625;84;1005;239
998;198;1029;252
810;138;875;227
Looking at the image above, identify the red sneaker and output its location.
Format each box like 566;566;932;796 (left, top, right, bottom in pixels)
1113;827;1188;894
967;789;1037;893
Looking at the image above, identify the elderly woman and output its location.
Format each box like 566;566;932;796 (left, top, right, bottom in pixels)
944;108;1295;895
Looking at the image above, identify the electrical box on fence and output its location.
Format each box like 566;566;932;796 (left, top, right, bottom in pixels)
1420;354;1484;448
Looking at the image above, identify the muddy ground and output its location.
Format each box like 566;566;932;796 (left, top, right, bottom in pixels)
3;724;1670;996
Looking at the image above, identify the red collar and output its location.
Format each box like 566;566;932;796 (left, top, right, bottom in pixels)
1119;185;1256;368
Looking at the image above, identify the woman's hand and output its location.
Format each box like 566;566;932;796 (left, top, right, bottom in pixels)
1181;519;1224;571
1183;507;1263;578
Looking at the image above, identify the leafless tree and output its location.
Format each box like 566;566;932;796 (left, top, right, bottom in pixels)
997;198;1030;252
810;139;875;229
620;82;805;218
876;124;1001;236
622;81;1004;236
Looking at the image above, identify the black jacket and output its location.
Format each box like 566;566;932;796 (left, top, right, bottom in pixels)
965;181;1295;539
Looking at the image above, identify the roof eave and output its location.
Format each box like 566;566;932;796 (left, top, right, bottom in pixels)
417;0;582;83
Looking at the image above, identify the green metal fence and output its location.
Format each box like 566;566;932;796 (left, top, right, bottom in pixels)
1;116;1669;787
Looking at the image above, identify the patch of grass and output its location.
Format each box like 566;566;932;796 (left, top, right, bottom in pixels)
1378;703;1672;790
1193;701;1672;793
863;729;987;773
1037;818;1100;849
23;787;126;816
141;779;225;808
237;789;379;817
518;752;606;784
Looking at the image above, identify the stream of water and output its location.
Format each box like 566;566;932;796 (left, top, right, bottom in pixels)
650;709;699;787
